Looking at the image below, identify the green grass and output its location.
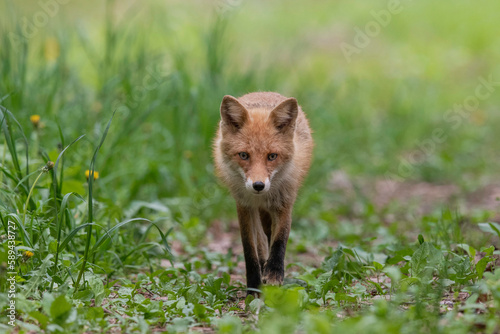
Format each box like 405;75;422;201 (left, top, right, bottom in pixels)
1;0;500;333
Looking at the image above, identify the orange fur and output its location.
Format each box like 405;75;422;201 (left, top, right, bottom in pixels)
213;92;313;293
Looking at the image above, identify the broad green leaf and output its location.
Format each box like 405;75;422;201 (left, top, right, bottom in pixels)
410;242;443;278
383;266;402;283
373;261;384;271
194;303;207;320
457;243;476;258
249;298;265;314
217;316;243;334
400;277;420;291
50;295;72;323
439;278;455;287
480;246;495;256
28;311;48;329
478;222;500;238
25;254;54;295
88;275;106;306
476;256;491;279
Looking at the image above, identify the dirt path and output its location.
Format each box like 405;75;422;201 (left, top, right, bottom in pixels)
330;170;500;218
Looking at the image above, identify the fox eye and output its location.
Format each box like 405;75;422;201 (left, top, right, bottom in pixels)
268;153;278;161
238;152;249;160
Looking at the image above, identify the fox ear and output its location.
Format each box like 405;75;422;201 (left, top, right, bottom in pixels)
270;98;298;133
220;95;248;132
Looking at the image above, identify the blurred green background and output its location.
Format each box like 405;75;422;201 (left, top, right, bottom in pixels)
2;0;500;226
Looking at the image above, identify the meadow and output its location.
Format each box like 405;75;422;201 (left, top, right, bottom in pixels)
1;0;500;332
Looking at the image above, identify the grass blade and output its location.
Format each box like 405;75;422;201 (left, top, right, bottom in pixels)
58;223;97;254
75;111;115;291
0;106;34;209
8;213;32;248
91;218;148;253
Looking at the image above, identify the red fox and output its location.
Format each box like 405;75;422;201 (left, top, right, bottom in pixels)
213;92;313;294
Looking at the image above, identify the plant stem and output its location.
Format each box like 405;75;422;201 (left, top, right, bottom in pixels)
23;170;44;225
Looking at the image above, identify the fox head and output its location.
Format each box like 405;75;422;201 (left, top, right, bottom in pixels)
219;95;298;195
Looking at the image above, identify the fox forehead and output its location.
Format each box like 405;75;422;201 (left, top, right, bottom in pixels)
221;127;292;157
218;99;298;165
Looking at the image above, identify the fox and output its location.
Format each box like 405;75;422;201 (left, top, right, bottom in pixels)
213;92;313;295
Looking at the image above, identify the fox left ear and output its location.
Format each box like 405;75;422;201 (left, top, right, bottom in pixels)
220;95;249;132
270;98;299;133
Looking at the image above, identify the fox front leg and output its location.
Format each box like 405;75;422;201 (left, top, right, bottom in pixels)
262;207;291;286
236;205;268;295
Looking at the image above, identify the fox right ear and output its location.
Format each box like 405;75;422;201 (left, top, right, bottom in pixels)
220;95;248;132
270;98;299;133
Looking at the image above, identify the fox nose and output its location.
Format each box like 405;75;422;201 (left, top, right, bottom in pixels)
253;181;265;192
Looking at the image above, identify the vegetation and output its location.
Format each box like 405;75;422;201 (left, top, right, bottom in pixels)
1;0;499;332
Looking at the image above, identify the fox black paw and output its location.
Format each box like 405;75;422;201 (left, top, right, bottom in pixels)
262;266;284;286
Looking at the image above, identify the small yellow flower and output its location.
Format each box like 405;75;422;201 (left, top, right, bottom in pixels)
30;115;41;128
85;170;99;181
22;250;34;262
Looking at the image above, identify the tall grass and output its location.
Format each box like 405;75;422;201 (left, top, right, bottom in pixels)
0;106;171;294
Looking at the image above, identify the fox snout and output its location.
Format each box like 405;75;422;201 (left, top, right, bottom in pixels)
244;176;271;194
252;181;265;191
